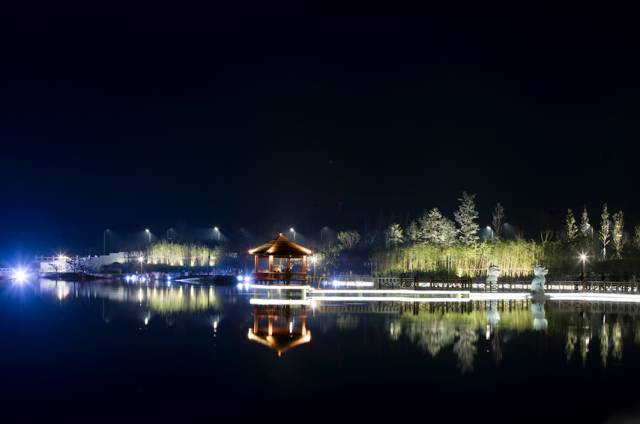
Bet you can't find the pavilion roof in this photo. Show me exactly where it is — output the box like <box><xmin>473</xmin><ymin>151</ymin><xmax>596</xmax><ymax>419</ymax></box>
<box><xmin>248</xmin><ymin>233</ymin><xmax>313</xmax><ymax>257</ymax></box>
<box><xmin>247</xmin><ymin>330</ymin><xmax>312</xmax><ymax>357</ymax></box>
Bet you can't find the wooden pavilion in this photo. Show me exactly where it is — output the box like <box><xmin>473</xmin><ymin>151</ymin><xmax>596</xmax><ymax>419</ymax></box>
<box><xmin>248</xmin><ymin>233</ymin><xmax>313</xmax><ymax>284</ymax></box>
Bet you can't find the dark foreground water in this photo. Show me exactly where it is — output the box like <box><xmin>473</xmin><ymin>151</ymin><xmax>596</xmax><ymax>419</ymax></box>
<box><xmin>1</xmin><ymin>279</ymin><xmax>640</xmax><ymax>422</ymax></box>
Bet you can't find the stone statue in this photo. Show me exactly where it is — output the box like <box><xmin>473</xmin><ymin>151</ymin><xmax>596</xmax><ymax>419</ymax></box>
<box><xmin>486</xmin><ymin>265</ymin><xmax>501</xmax><ymax>292</ymax></box>
<box><xmin>530</xmin><ymin>265</ymin><xmax>548</xmax><ymax>292</ymax></box>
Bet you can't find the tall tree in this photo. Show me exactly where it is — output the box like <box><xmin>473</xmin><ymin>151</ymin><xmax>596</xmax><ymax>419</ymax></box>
<box><xmin>612</xmin><ymin>211</ymin><xmax>624</xmax><ymax>259</ymax></box>
<box><xmin>491</xmin><ymin>203</ymin><xmax>505</xmax><ymax>239</ymax></box>
<box><xmin>417</xmin><ymin>208</ymin><xmax>457</xmax><ymax>246</ymax></box>
<box><xmin>634</xmin><ymin>225</ymin><xmax>640</xmax><ymax>251</ymax></box>
<box><xmin>565</xmin><ymin>209</ymin><xmax>578</xmax><ymax>243</ymax></box>
<box><xmin>454</xmin><ymin>192</ymin><xmax>480</xmax><ymax>245</ymax></box>
<box><xmin>580</xmin><ymin>206</ymin><xmax>592</xmax><ymax>239</ymax></box>
<box><xmin>599</xmin><ymin>203</ymin><xmax>610</xmax><ymax>259</ymax></box>
<box><xmin>406</xmin><ymin>220</ymin><xmax>419</xmax><ymax>244</ymax></box>
<box><xmin>385</xmin><ymin>223</ymin><xmax>404</xmax><ymax>248</ymax></box>
<box><xmin>337</xmin><ymin>231</ymin><xmax>361</xmax><ymax>250</ymax></box>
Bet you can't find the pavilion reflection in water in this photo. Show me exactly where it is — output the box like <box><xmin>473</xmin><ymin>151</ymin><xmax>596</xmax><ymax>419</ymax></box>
<box><xmin>247</xmin><ymin>305</ymin><xmax>311</xmax><ymax>356</ymax></box>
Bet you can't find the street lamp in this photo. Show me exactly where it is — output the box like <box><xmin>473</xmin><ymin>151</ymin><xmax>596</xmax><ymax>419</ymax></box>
<box><xmin>103</xmin><ymin>229</ymin><xmax>110</xmax><ymax>255</ymax></box>
<box><xmin>486</xmin><ymin>226</ymin><xmax>494</xmax><ymax>242</ymax></box>
<box><xmin>310</xmin><ymin>255</ymin><xmax>320</xmax><ymax>287</ymax></box>
<box><xmin>213</xmin><ymin>226</ymin><xmax>220</xmax><ymax>241</ymax></box>
<box><xmin>579</xmin><ymin>252</ymin><xmax>588</xmax><ymax>286</ymax></box>
<box><xmin>145</xmin><ymin>228</ymin><xmax>151</xmax><ymax>244</ymax></box>
<box><xmin>290</xmin><ymin>227</ymin><xmax>296</xmax><ymax>241</ymax></box>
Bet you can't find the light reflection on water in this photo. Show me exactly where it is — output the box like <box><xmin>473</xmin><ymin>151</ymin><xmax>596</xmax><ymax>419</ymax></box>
<box><xmin>33</xmin><ymin>279</ymin><xmax>640</xmax><ymax>373</ymax></box>
<box><xmin>4</xmin><ymin>278</ymin><xmax>640</xmax><ymax>421</ymax></box>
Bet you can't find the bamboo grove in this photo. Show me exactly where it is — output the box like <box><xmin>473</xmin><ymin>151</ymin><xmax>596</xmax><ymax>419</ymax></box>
<box><xmin>147</xmin><ymin>241</ymin><xmax>221</xmax><ymax>267</ymax></box>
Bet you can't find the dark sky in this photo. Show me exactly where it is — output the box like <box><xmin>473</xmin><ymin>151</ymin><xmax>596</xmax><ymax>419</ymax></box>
<box><xmin>1</xmin><ymin>1</ymin><xmax>639</xmax><ymax>258</ymax></box>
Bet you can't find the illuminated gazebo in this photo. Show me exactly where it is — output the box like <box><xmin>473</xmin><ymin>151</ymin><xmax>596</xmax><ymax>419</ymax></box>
<box><xmin>247</xmin><ymin>305</ymin><xmax>311</xmax><ymax>357</ymax></box>
<box><xmin>248</xmin><ymin>233</ymin><xmax>313</xmax><ymax>284</ymax></box>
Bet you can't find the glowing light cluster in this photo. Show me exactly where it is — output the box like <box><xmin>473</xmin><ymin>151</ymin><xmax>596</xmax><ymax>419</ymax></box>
<box><xmin>11</xmin><ymin>267</ymin><xmax>29</xmax><ymax>284</ymax></box>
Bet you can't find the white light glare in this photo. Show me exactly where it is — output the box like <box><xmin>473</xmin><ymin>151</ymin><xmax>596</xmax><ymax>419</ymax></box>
<box><xmin>11</xmin><ymin>268</ymin><xmax>28</xmax><ymax>284</ymax></box>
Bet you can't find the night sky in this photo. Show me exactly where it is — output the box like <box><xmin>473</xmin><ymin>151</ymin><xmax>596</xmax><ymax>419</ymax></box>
<box><xmin>1</xmin><ymin>2</ymin><xmax>639</xmax><ymax>259</ymax></box>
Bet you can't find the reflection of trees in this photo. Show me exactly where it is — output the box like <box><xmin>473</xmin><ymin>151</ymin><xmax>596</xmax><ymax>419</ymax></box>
<box><xmin>415</xmin><ymin>320</ymin><xmax>456</xmax><ymax>357</ymax></box>
<box><xmin>454</xmin><ymin>327</ymin><xmax>478</xmax><ymax>373</ymax></box>
<box><xmin>600</xmin><ymin>320</ymin><xmax>609</xmax><ymax>367</ymax></box>
<box><xmin>336</xmin><ymin>314</ymin><xmax>359</xmax><ymax>331</ymax></box>
<box><xmin>611</xmin><ymin>321</ymin><xmax>623</xmax><ymax>361</ymax></box>
<box><xmin>566</xmin><ymin>326</ymin><xmax>577</xmax><ymax>362</ymax></box>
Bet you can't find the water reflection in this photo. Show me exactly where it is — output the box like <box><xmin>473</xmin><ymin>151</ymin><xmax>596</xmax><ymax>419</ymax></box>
<box><xmin>30</xmin><ymin>279</ymin><xmax>640</xmax><ymax>374</ymax></box>
<box><xmin>247</xmin><ymin>305</ymin><xmax>311</xmax><ymax>356</ymax></box>
<box><xmin>38</xmin><ymin>279</ymin><xmax>219</xmax><ymax>314</ymax></box>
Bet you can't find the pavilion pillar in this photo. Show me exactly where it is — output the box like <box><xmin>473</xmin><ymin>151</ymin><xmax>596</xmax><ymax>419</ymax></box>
<box><xmin>269</xmin><ymin>255</ymin><xmax>274</xmax><ymax>272</ymax></box>
<box><xmin>254</xmin><ymin>255</ymin><xmax>259</xmax><ymax>272</ymax></box>
<box><xmin>302</xmin><ymin>256</ymin><xmax>307</xmax><ymax>274</ymax></box>
<box><xmin>287</xmin><ymin>257</ymin><xmax>291</xmax><ymax>272</ymax></box>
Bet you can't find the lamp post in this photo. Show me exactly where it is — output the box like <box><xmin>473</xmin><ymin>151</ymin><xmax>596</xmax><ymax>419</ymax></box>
<box><xmin>103</xmin><ymin>229</ymin><xmax>110</xmax><ymax>256</ymax></box>
<box><xmin>290</xmin><ymin>227</ymin><xmax>296</xmax><ymax>241</ymax></box>
<box><xmin>579</xmin><ymin>253</ymin><xmax>588</xmax><ymax>288</ymax></box>
<box><xmin>214</xmin><ymin>226</ymin><xmax>220</xmax><ymax>241</ymax></box>
<box><xmin>145</xmin><ymin>228</ymin><xmax>151</xmax><ymax>245</ymax></box>
<box><xmin>486</xmin><ymin>226</ymin><xmax>494</xmax><ymax>242</ymax></box>
<box><xmin>311</xmin><ymin>255</ymin><xmax>319</xmax><ymax>288</ymax></box>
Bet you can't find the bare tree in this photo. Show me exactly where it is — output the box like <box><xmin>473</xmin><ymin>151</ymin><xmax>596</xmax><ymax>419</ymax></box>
<box><xmin>491</xmin><ymin>203</ymin><xmax>505</xmax><ymax>239</ymax></box>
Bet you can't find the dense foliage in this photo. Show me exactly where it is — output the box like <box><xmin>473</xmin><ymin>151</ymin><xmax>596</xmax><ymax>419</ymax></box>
<box><xmin>373</xmin><ymin>240</ymin><xmax>544</xmax><ymax>277</ymax></box>
<box><xmin>147</xmin><ymin>241</ymin><xmax>221</xmax><ymax>267</ymax></box>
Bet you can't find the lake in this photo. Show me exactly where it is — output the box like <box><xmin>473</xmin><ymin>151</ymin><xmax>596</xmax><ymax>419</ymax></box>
<box><xmin>1</xmin><ymin>278</ymin><xmax>639</xmax><ymax>422</ymax></box>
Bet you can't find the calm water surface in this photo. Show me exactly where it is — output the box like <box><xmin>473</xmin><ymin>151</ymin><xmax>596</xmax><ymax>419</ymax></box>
<box><xmin>1</xmin><ymin>279</ymin><xmax>640</xmax><ymax>422</ymax></box>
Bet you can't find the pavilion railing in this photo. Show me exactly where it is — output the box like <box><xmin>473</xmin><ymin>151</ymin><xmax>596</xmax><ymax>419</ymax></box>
<box><xmin>253</xmin><ymin>271</ymin><xmax>307</xmax><ymax>282</ymax></box>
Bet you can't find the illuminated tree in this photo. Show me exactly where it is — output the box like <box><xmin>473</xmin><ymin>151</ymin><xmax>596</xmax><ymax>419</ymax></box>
<box><xmin>565</xmin><ymin>209</ymin><xmax>578</xmax><ymax>243</ymax></box>
<box><xmin>612</xmin><ymin>211</ymin><xmax>624</xmax><ymax>259</ymax></box>
<box><xmin>454</xmin><ymin>192</ymin><xmax>480</xmax><ymax>245</ymax></box>
<box><xmin>634</xmin><ymin>225</ymin><xmax>640</xmax><ymax>251</ymax></box>
<box><xmin>406</xmin><ymin>220</ymin><xmax>419</xmax><ymax>244</ymax></box>
<box><xmin>417</xmin><ymin>208</ymin><xmax>456</xmax><ymax>246</ymax></box>
<box><xmin>580</xmin><ymin>206</ymin><xmax>593</xmax><ymax>239</ymax></box>
<box><xmin>491</xmin><ymin>202</ymin><xmax>505</xmax><ymax>239</ymax></box>
<box><xmin>337</xmin><ymin>231</ymin><xmax>361</xmax><ymax>250</ymax></box>
<box><xmin>599</xmin><ymin>203</ymin><xmax>610</xmax><ymax>259</ymax></box>
<box><xmin>385</xmin><ymin>223</ymin><xmax>404</xmax><ymax>247</ymax></box>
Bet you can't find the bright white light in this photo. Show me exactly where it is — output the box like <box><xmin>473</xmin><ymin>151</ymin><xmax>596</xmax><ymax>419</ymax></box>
<box><xmin>237</xmin><ymin>275</ymin><xmax>245</xmax><ymax>282</ymax></box>
<box><xmin>138</xmin><ymin>256</ymin><xmax>144</xmax><ymax>263</ymax></box>
<box><xmin>144</xmin><ymin>316</ymin><xmax>149</xmax><ymax>326</ymax></box>
<box><xmin>11</xmin><ymin>268</ymin><xmax>28</xmax><ymax>284</ymax></box>
<box><xmin>213</xmin><ymin>320</ymin><xmax>218</xmax><ymax>331</ymax></box>
<box><xmin>214</xmin><ymin>226</ymin><xmax>219</xmax><ymax>231</ymax></box>
<box><xmin>57</xmin><ymin>254</ymin><xmax>67</xmax><ymax>262</ymax></box>
<box><xmin>289</xmin><ymin>227</ymin><xmax>295</xmax><ymax>232</ymax></box>
<box><xmin>579</xmin><ymin>253</ymin><xmax>588</xmax><ymax>263</ymax></box>
<box><xmin>331</xmin><ymin>280</ymin><xmax>375</xmax><ymax>288</ymax></box>
<box><xmin>145</xmin><ymin>229</ymin><xmax>150</xmax><ymax>233</ymax></box>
